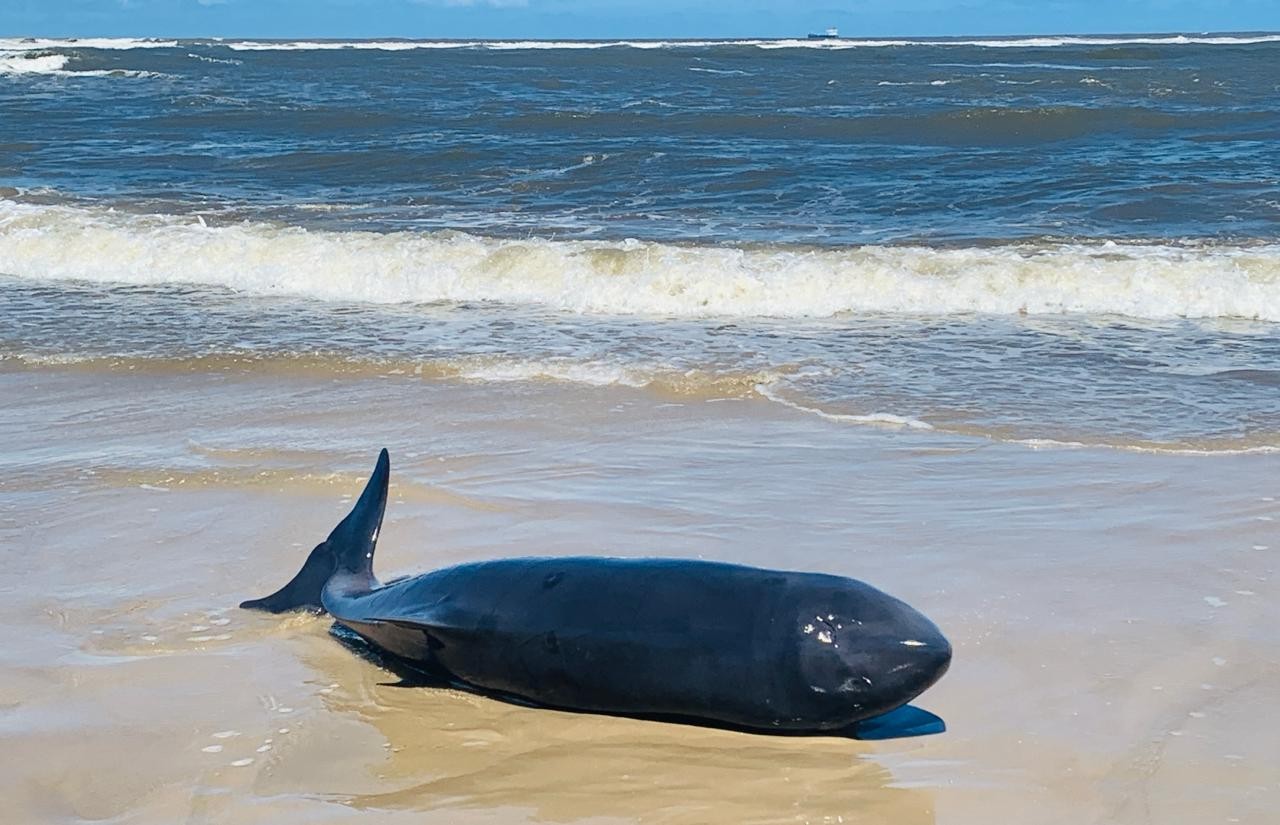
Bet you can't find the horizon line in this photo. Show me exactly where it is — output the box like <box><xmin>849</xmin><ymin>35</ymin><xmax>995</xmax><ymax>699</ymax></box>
<box><xmin>5</xmin><ymin>29</ymin><xmax>1280</xmax><ymax>41</ymax></box>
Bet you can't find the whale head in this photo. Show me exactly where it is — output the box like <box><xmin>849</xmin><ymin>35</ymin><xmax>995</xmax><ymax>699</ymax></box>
<box><xmin>793</xmin><ymin>579</ymin><xmax>951</xmax><ymax>725</ymax></box>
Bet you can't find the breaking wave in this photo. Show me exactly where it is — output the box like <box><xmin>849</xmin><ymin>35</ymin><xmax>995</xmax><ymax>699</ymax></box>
<box><xmin>0</xmin><ymin>53</ymin><xmax>70</xmax><ymax>74</ymax></box>
<box><xmin>0</xmin><ymin>38</ymin><xmax>180</xmax><ymax>51</ymax></box>
<box><xmin>2</xmin><ymin>200</ymin><xmax>1278</xmax><ymax>321</ymax></box>
<box><xmin>1</xmin><ymin>35</ymin><xmax>1278</xmax><ymax>54</ymax></box>
<box><xmin>208</xmin><ymin>34</ymin><xmax>1280</xmax><ymax>51</ymax></box>
<box><xmin>0</xmin><ymin>50</ymin><xmax>168</xmax><ymax>78</ymax></box>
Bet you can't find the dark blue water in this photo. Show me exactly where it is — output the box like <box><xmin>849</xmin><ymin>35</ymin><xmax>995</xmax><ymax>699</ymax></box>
<box><xmin>3</xmin><ymin>36</ymin><xmax>1279</xmax><ymax>243</ymax></box>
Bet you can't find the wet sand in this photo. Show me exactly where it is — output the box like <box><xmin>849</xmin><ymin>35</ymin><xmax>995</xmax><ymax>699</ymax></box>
<box><xmin>2</xmin><ymin>364</ymin><xmax>1277</xmax><ymax>824</ymax></box>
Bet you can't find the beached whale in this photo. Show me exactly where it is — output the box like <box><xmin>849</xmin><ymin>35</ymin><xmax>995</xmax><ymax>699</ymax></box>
<box><xmin>242</xmin><ymin>449</ymin><xmax>951</xmax><ymax>733</ymax></box>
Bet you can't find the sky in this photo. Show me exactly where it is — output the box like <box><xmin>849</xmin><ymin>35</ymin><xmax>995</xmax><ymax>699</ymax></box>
<box><xmin>5</xmin><ymin>0</ymin><xmax>1279</xmax><ymax>40</ymax></box>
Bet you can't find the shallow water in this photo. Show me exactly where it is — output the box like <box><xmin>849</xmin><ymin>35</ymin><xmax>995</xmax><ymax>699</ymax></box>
<box><xmin>5</xmin><ymin>271</ymin><xmax>1280</xmax><ymax>452</ymax></box>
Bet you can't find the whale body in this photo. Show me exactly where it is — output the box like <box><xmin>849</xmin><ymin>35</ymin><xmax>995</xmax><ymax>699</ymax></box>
<box><xmin>242</xmin><ymin>449</ymin><xmax>951</xmax><ymax>732</ymax></box>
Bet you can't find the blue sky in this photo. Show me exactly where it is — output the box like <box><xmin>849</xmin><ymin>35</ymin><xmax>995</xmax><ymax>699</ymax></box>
<box><xmin>7</xmin><ymin>0</ymin><xmax>1279</xmax><ymax>39</ymax></box>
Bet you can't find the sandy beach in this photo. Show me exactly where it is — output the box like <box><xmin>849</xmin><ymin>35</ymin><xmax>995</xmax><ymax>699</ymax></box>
<box><xmin>3</xmin><ymin>362</ymin><xmax>1276</xmax><ymax>824</ymax></box>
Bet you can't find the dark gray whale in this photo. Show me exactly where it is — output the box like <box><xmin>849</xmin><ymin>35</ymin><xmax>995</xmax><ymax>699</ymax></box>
<box><xmin>242</xmin><ymin>449</ymin><xmax>951</xmax><ymax>733</ymax></box>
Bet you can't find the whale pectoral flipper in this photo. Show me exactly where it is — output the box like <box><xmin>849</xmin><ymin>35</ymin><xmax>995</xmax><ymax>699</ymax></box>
<box><xmin>241</xmin><ymin>449</ymin><xmax>390</xmax><ymax>613</ymax></box>
<box><xmin>341</xmin><ymin>615</ymin><xmax>448</xmax><ymax>665</ymax></box>
<box><xmin>852</xmin><ymin>705</ymin><xmax>946</xmax><ymax>740</ymax></box>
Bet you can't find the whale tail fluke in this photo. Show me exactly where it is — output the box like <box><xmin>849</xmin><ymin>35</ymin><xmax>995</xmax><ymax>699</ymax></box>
<box><xmin>240</xmin><ymin>448</ymin><xmax>390</xmax><ymax>613</ymax></box>
<box><xmin>325</xmin><ymin>448</ymin><xmax>390</xmax><ymax>579</ymax></box>
<box><xmin>239</xmin><ymin>540</ymin><xmax>337</xmax><ymax>613</ymax></box>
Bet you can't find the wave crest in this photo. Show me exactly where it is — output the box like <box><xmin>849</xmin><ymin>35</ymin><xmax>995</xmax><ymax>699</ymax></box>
<box><xmin>2</xmin><ymin>35</ymin><xmax>1278</xmax><ymax>54</ymax></box>
<box><xmin>0</xmin><ymin>53</ymin><xmax>69</xmax><ymax>74</ymax></box>
<box><xmin>1</xmin><ymin>200</ymin><xmax>1278</xmax><ymax>321</ymax></box>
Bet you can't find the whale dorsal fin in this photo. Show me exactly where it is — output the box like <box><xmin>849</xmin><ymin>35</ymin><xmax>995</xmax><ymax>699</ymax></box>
<box><xmin>241</xmin><ymin>449</ymin><xmax>389</xmax><ymax>613</ymax></box>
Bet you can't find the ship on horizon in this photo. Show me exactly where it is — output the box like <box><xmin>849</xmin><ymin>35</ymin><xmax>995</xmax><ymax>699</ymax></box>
<box><xmin>807</xmin><ymin>27</ymin><xmax>841</xmax><ymax>40</ymax></box>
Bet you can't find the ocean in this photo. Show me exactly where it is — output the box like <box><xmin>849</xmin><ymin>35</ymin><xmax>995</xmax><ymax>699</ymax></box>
<box><xmin>1</xmin><ymin>35</ymin><xmax>1278</xmax><ymax>825</ymax></box>
<box><xmin>3</xmin><ymin>34</ymin><xmax>1280</xmax><ymax>451</ymax></box>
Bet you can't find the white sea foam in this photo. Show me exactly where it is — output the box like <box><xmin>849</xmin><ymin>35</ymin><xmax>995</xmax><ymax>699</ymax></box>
<box><xmin>755</xmin><ymin>383</ymin><xmax>934</xmax><ymax>430</ymax></box>
<box><xmin>169</xmin><ymin>35</ymin><xmax>1280</xmax><ymax>52</ymax></box>
<box><xmin>688</xmin><ymin>67</ymin><xmax>754</xmax><ymax>76</ymax></box>
<box><xmin>187</xmin><ymin>52</ymin><xmax>242</xmax><ymax>66</ymax></box>
<box><xmin>943</xmin><ymin>34</ymin><xmax>1280</xmax><ymax>48</ymax></box>
<box><xmin>1</xmin><ymin>35</ymin><xmax>1278</xmax><ymax>55</ymax></box>
<box><xmin>222</xmin><ymin>39</ymin><xmax>443</xmax><ymax>52</ymax></box>
<box><xmin>1006</xmin><ymin>438</ymin><xmax>1280</xmax><ymax>456</ymax></box>
<box><xmin>0</xmin><ymin>38</ymin><xmax>180</xmax><ymax>52</ymax></box>
<box><xmin>935</xmin><ymin>62</ymin><xmax>1153</xmax><ymax>71</ymax></box>
<box><xmin>455</xmin><ymin>358</ymin><xmax>647</xmax><ymax>387</ymax></box>
<box><xmin>0</xmin><ymin>54</ymin><xmax>70</xmax><ymax>74</ymax></box>
<box><xmin>876</xmin><ymin>79</ymin><xmax>954</xmax><ymax>86</ymax></box>
<box><xmin>755</xmin><ymin>383</ymin><xmax>1280</xmax><ymax>454</ymax></box>
<box><xmin>2</xmin><ymin>200</ymin><xmax>1279</xmax><ymax>321</ymax></box>
<box><xmin>0</xmin><ymin>37</ymin><xmax>174</xmax><ymax>78</ymax></box>
<box><xmin>0</xmin><ymin>51</ymin><xmax>168</xmax><ymax>78</ymax></box>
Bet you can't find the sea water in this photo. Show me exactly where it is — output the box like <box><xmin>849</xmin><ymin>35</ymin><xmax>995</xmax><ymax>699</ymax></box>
<box><xmin>2</xmin><ymin>35</ymin><xmax>1279</xmax><ymax>452</ymax></box>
